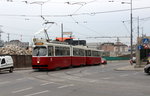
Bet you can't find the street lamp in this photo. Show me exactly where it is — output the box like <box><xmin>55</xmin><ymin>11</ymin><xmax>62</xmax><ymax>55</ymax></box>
<box><xmin>122</xmin><ymin>0</ymin><xmax>133</xmax><ymax>60</ymax></box>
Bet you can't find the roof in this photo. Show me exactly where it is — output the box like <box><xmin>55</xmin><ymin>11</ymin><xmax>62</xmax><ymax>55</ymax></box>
<box><xmin>56</xmin><ymin>37</ymin><xmax>75</xmax><ymax>42</ymax></box>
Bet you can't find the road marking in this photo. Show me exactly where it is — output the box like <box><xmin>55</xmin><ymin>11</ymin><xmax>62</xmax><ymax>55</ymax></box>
<box><xmin>112</xmin><ymin>64</ymin><xmax>120</xmax><ymax>67</ymax></box>
<box><xmin>24</xmin><ymin>90</ymin><xmax>49</xmax><ymax>96</ymax></box>
<box><xmin>40</xmin><ymin>82</ymin><xmax>55</xmax><ymax>86</ymax></box>
<box><xmin>120</xmin><ymin>74</ymin><xmax>129</xmax><ymax>77</ymax></box>
<box><xmin>58</xmin><ymin>84</ymin><xmax>74</xmax><ymax>89</ymax></box>
<box><xmin>16</xmin><ymin>78</ymin><xmax>26</xmax><ymax>81</ymax></box>
<box><xmin>101</xmin><ymin>65</ymin><xmax>105</xmax><ymax>68</ymax></box>
<box><xmin>0</xmin><ymin>81</ymin><xmax>10</xmax><ymax>85</ymax></box>
<box><xmin>12</xmin><ymin>87</ymin><xmax>33</xmax><ymax>93</ymax></box>
<box><xmin>133</xmin><ymin>72</ymin><xmax>139</xmax><ymax>75</ymax></box>
<box><xmin>102</xmin><ymin>77</ymin><xmax>111</xmax><ymax>80</ymax></box>
<box><xmin>27</xmin><ymin>77</ymin><xmax>35</xmax><ymax>80</ymax></box>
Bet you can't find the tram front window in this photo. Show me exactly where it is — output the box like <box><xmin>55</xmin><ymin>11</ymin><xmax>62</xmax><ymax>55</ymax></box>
<box><xmin>33</xmin><ymin>46</ymin><xmax>47</xmax><ymax>56</ymax></box>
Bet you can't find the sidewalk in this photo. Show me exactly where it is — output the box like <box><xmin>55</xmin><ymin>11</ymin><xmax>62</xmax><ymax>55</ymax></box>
<box><xmin>115</xmin><ymin>65</ymin><xmax>144</xmax><ymax>71</ymax></box>
<box><xmin>14</xmin><ymin>67</ymin><xmax>32</xmax><ymax>71</ymax></box>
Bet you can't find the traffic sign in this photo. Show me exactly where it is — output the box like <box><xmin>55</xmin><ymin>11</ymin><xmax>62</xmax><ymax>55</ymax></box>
<box><xmin>143</xmin><ymin>44</ymin><xmax>149</xmax><ymax>49</ymax></box>
<box><xmin>137</xmin><ymin>45</ymin><xmax>143</xmax><ymax>50</ymax></box>
<box><xmin>142</xmin><ymin>38</ymin><xmax>149</xmax><ymax>44</ymax></box>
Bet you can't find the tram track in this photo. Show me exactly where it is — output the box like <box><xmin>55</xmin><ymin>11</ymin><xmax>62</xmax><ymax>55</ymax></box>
<box><xmin>24</xmin><ymin>64</ymin><xmax>106</xmax><ymax>84</ymax></box>
<box><xmin>27</xmin><ymin>66</ymin><xmax>93</xmax><ymax>82</ymax></box>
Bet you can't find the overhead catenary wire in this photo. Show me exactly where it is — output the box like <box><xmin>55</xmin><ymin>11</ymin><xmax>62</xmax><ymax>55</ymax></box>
<box><xmin>122</xmin><ymin>21</ymin><xmax>138</xmax><ymax>43</ymax></box>
<box><xmin>70</xmin><ymin>16</ymin><xmax>101</xmax><ymax>36</ymax></box>
<box><xmin>0</xmin><ymin>6</ymin><xmax>150</xmax><ymax>17</ymax></box>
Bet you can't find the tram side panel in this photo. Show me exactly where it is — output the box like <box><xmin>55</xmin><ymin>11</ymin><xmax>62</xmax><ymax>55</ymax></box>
<box><xmin>86</xmin><ymin>57</ymin><xmax>94</xmax><ymax>65</ymax></box>
<box><xmin>86</xmin><ymin>50</ymin><xmax>101</xmax><ymax>65</ymax></box>
<box><xmin>71</xmin><ymin>56</ymin><xmax>86</xmax><ymax>66</ymax></box>
<box><xmin>92</xmin><ymin>57</ymin><xmax>101</xmax><ymax>65</ymax></box>
<box><xmin>86</xmin><ymin>57</ymin><xmax>101</xmax><ymax>65</ymax></box>
<box><xmin>72</xmin><ymin>48</ymin><xmax>86</xmax><ymax>66</ymax></box>
<box><xmin>51</xmin><ymin>56</ymin><xmax>71</xmax><ymax>68</ymax></box>
<box><xmin>54</xmin><ymin>46</ymin><xmax>72</xmax><ymax>68</ymax></box>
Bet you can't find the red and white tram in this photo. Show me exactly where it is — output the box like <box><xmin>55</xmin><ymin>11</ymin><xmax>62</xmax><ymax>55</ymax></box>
<box><xmin>32</xmin><ymin>39</ymin><xmax>102</xmax><ymax>70</ymax></box>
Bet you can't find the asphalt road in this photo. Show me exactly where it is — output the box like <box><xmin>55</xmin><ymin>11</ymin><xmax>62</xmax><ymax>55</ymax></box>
<box><xmin>0</xmin><ymin>61</ymin><xmax>150</xmax><ymax>96</ymax></box>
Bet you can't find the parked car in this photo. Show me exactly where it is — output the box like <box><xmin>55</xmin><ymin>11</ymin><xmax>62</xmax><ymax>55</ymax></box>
<box><xmin>101</xmin><ymin>58</ymin><xmax>107</xmax><ymax>64</ymax></box>
<box><xmin>144</xmin><ymin>64</ymin><xmax>150</xmax><ymax>74</ymax></box>
<box><xmin>0</xmin><ymin>56</ymin><xmax>14</xmax><ymax>73</ymax></box>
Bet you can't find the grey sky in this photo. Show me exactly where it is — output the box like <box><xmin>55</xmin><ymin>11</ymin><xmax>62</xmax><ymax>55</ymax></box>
<box><xmin>0</xmin><ymin>0</ymin><xmax>150</xmax><ymax>45</ymax></box>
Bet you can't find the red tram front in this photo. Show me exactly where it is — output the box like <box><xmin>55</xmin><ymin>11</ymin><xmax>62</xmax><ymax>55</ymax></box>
<box><xmin>32</xmin><ymin>40</ymin><xmax>72</xmax><ymax>70</ymax></box>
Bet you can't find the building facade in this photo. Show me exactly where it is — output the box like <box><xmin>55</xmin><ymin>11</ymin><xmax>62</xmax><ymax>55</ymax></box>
<box><xmin>99</xmin><ymin>42</ymin><xmax>129</xmax><ymax>56</ymax></box>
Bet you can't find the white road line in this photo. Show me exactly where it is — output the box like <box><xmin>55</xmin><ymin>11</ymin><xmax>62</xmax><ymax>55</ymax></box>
<box><xmin>58</xmin><ymin>84</ymin><xmax>74</xmax><ymax>89</ymax></box>
<box><xmin>102</xmin><ymin>77</ymin><xmax>111</xmax><ymax>80</ymax></box>
<box><xmin>120</xmin><ymin>74</ymin><xmax>129</xmax><ymax>77</ymax></box>
<box><xmin>12</xmin><ymin>87</ymin><xmax>33</xmax><ymax>93</ymax></box>
<box><xmin>27</xmin><ymin>77</ymin><xmax>35</xmax><ymax>80</ymax></box>
<box><xmin>24</xmin><ymin>90</ymin><xmax>49</xmax><ymax>96</ymax></box>
<box><xmin>16</xmin><ymin>78</ymin><xmax>26</xmax><ymax>81</ymax></box>
<box><xmin>40</xmin><ymin>82</ymin><xmax>55</xmax><ymax>86</ymax></box>
<box><xmin>0</xmin><ymin>81</ymin><xmax>10</xmax><ymax>85</ymax></box>
<box><xmin>133</xmin><ymin>72</ymin><xmax>139</xmax><ymax>75</ymax></box>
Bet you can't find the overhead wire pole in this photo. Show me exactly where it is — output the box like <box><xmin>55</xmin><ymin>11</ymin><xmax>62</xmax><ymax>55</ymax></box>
<box><xmin>137</xmin><ymin>16</ymin><xmax>140</xmax><ymax>43</ymax></box>
<box><xmin>130</xmin><ymin>0</ymin><xmax>133</xmax><ymax>60</ymax></box>
<box><xmin>7</xmin><ymin>33</ymin><xmax>10</xmax><ymax>42</ymax></box>
<box><xmin>136</xmin><ymin>16</ymin><xmax>141</xmax><ymax>67</ymax></box>
<box><xmin>61</xmin><ymin>23</ymin><xmax>63</xmax><ymax>42</ymax></box>
<box><xmin>130</xmin><ymin>0</ymin><xmax>133</xmax><ymax>59</ymax></box>
<box><xmin>121</xmin><ymin>0</ymin><xmax>133</xmax><ymax>60</ymax></box>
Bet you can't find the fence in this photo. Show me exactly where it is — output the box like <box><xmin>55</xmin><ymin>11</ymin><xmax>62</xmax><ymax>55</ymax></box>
<box><xmin>102</xmin><ymin>56</ymin><xmax>130</xmax><ymax>61</ymax></box>
<box><xmin>11</xmin><ymin>55</ymin><xmax>32</xmax><ymax>68</ymax></box>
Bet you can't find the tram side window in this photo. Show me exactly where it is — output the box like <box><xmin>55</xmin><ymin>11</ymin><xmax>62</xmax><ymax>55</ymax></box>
<box><xmin>73</xmin><ymin>48</ymin><xmax>79</xmax><ymax>56</ymax></box>
<box><xmin>86</xmin><ymin>50</ymin><xmax>91</xmax><ymax>56</ymax></box>
<box><xmin>79</xmin><ymin>49</ymin><xmax>85</xmax><ymax>56</ymax></box>
<box><xmin>65</xmin><ymin>47</ymin><xmax>70</xmax><ymax>56</ymax></box>
<box><xmin>48</xmin><ymin>46</ymin><xmax>54</xmax><ymax>56</ymax></box>
<box><xmin>99</xmin><ymin>51</ymin><xmax>102</xmax><ymax>56</ymax></box>
<box><xmin>55</xmin><ymin>46</ymin><xmax>70</xmax><ymax>56</ymax></box>
<box><xmin>92</xmin><ymin>51</ymin><xmax>99</xmax><ymax>57</ymax></box>
<box><xmin>73</xmin><ymin>48</ymin><xmax>85</xmax><ymax>56</ymax></box>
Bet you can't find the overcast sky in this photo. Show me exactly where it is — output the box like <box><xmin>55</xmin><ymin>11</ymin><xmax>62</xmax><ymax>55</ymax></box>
<box><xmin>0</xmin><ymin>0</ymin><xmax>150</xmax><ymax>45</ymax></box>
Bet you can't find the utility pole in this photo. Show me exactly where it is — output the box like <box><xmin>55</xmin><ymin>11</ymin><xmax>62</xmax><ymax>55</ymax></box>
<box><xmin>136</xmin><ymin>16</ymin><xmax>141</xmax><ymax>67</ymax></box>
<box><xmin>0</xmin><ymin>32</ymin><xmax>2</xmax><ymax>41</ymax></box>
<box><xmin>7</xmin><ymin>33</ymin><xmax>10</xmax><ymax>42</ymax></box>
<box><xmin>0</xmin><ymin>28</ymin><xmax>3</xmax><ymax>41</ymax></box>
<box><xmin>137</xmin><ymin>16</ymin><xmax>140</xmax><ymax>43</ymax></box>
<box><xmin>117</xmin><ymin>37</ymin><xmax>120</xmax><ymax>56</ymax></box>
<box><xmin>121</xmin><ymin>0</ymin><xmax>133</xmax><ymax>60</ymax></box>
<box><xmin>20</xmin><ymin>35</ymin><xmax>22</xmax><ymax>41</ymax></box>
<box><xmin>61</xmin><ymin>23</ymin><xmax>63</xmax><ymax>42</ymax></box>
<box><xmin>130</xmin><ymin>0</ymin><xmax>133</xmax><ymax>60</ymax></box>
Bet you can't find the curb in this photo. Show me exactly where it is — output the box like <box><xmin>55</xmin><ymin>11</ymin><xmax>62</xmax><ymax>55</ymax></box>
<box><xmin>114</xmin><ymin>65</ymin><xmax>143</xmax><ymax>71</ymax></box>
<box><xmin>14</xmin><ymin>67</ymin><xmax>32</xmax><ymax>71</ymax></box>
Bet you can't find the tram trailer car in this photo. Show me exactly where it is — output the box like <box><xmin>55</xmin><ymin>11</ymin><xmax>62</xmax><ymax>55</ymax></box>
<box><xmin>71</xmin><ymin>46</ymin><xmax>86</xmax><ymax>66</ymax></box>
<box><xmin>86</xmin><ymin>49</ymin><xmax>101</xmax><ymax>65</ymax></box>
<box><xmin>32</xmin><ymin>39</ymin><xmax>102</xmax><ymax>70</ymax></box>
